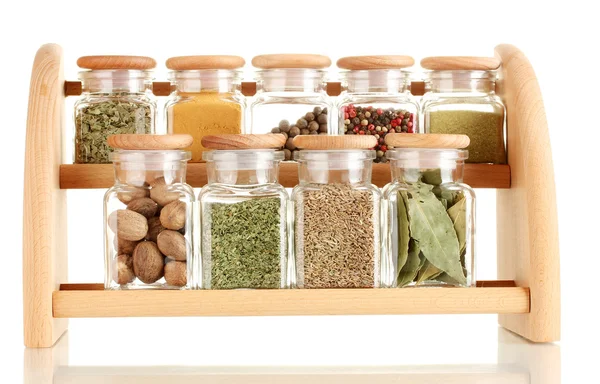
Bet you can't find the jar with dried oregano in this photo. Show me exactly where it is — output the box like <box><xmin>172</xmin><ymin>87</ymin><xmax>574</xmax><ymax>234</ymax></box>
<box><xmin>199</xmin><ymin>136</ymin><xmax>288</xmax><ymax>289</ymax></box>
<box><xmin>291</xmin><ymin>135</ymin><xmax>382</xmax><ymax>289</ymax></box>
<box><xmin>421</xmin><ymin>56</ymin><xmax>506</xmax><ymax>164</ymax></box>
<box><xmin>382</xmin><ymin>136</ymin><xmax>476</xmax><ymax>287</ymax></box>
<box><xmin>165</xmin><ymin>56</ymin><xmax>246</xmax><ymax>162</ymax></box>
<box><xmin>74</xmin><ymin>56</ymin><xmax>157</xmax><ymax>164</ymax></box>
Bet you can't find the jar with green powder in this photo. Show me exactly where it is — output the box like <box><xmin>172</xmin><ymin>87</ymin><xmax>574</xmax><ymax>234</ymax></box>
<box><xmin>199</xmin><ymin>134</ymin><xmax>288</xmax><ymax>289</ymax></box>
<box><xmin>420</xmin><ymin>56</ymin><xmax>506</xmax><ymax>164</ymax></box>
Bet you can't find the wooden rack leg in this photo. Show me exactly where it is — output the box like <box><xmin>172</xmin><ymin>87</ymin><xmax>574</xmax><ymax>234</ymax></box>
<box><xmin>495</xmin><ymin>44</ymin><xmax>560</xmax><ymax>342</ymax></box>
<box><xmin>23</xmin><ymin>44</ymin><xmax>68</xmax><ymax>348</ymax></box>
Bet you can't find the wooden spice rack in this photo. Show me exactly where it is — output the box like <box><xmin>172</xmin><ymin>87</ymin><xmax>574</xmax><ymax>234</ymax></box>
<box><xmin>23</xmin><ymin>44</ymin><xmax>560</xmax><ymax>348</ymax></box>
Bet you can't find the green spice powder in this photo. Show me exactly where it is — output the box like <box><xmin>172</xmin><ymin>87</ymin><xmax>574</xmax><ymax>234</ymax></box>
<box><xmin>207</xmin><ymin>198</ymin><xmax>283</xmax><ymax>289</ymax></box>
<box><xmin>75</xmin><ymin>98</ymin><xmax>153</xmax><ymax>164</ymax></box>
<box><xmin>428</xmin><ymin>110</ymin><xmax>505</xmax><ymax>163</ymax></box>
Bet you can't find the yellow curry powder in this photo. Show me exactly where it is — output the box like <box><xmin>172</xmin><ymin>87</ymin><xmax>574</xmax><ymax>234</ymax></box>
<box><xmin>168</xmin><ymin>92</ymin><xmax>242</xmax><ymax>162</ymax></box>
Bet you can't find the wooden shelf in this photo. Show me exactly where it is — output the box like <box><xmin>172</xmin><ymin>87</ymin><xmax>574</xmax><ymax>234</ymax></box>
<box><xmin>60</xmin><ymin>163</ymin><xmax>510</xmax><ymax>189</ymax></box>
<box><xmin>52</xmin><ymin>281</ymin><xmax>529</xmax><ymax>318</ymax></box>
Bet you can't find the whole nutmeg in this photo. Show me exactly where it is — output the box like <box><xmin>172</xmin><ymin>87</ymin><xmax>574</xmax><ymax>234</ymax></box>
<box><xmin>146</xmin><ymin>216</ymin><xmax>166</xmax><ymax>242</ymax></box>
<box><xmin>157</xmin><ymin>230</ymin><xmax>188</xmax><ymax>261</ymax></box>
<box><xmin>108</xmin><ymin>210</ymin><xmax>148</xmax><ymax>241</ymax></box>
<box><xmin>114</xmin><ymin>237</ymin><xmax>138</xmax><ymax>255</ymax></box>
<box><xmin>164</xmin><ymin>261</ymin><xmax>187</xmax><ymax>287</ymax></box>
<box><xmin>160</xmin><ymin>200</ymin><xmax>187</xmax><ymax>230</ymax></box>
<box><xmin>117</xmin><ymin>187</ymin><xmax>149</xmax><ymax>205</ymax></box>
<box><xmin>150</xmin><ymin>177</ymin><xmax>181</xmax><ymax>206</ymax></box>
<box><xmin>132</xmin><ymin>241</ymin><xmax>165</xmax><ymax>284</ymax></box>
<box><xmin>113</xmin><ymin>254</ymin><xmax>135</xmax><ymax>285</ymax></box>
<box><xmin>127</xmin><ymin>197</ymin><xmax>158</xmax><ymax>219</ymax></box>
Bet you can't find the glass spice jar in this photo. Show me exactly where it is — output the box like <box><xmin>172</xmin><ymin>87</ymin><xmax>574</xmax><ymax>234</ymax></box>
<box><xmin>420</xmin><ymin>56</ymin><xmax>506</xmax><ymax>164</ymax></box>
<box><xmin>382</xmin><ymin>134</ymin><xmax>476</xmax><ymax>287</ymax></box>
<box><xmin>199</xmin><ymin>134</ymin><xmax>288</xmax><ymax>289</ymax></box>
<box><xmin>336</xmin><ymin>55</ymin><xmax>420</xmax><ymax>163</ymax></box>
<box><xmin>291</xmin><ymin>136</ymin><xmax>382</xmax><ymax>288</ymax></box>
<box><xmin>104</xmin><ymin>135</ymin><xmax>195</xmax><ymax>289</ymax></box>
<box><xmin>74</xmin><ymin>55</ymin><xmax>157</xmax><ymax>164</ymax></box>
<box><xmin>165</xmin><ymin>56</ymin><xmax>246</xmax><ymax>163</ymax></box>
<box><xmin>249</xmin><ymin>54</ymin><xmax>334</xmax><ymax>161</ymax></box>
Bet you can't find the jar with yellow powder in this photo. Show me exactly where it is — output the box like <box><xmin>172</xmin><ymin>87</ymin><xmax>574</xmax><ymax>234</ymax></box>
<box><xmin>165</xmin><ymin>56</ymin><xmax>245</xmax><ymax>162</ymax></box>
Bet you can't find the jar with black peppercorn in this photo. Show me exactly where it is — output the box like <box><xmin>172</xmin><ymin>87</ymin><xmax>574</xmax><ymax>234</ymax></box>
<box><xmin>249</xmin><ymin>54</ymin><xmax>334</xmax><ymax>161</ymax></box>
<box><xmin>336</xmin><ymin>56</ymin><xmax>419</xmax><ymax>163</ymax></box>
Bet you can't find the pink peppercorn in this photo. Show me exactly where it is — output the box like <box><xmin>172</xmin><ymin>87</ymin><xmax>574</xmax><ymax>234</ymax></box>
<box><xmin>391</xmin><ymin>120</ymin><xmax>398</xmax><ymax>128</ymax></box>
<box><xmin>368</xmin><ymin>124</ymin><xmax>375</xmax><ymax>131</ymax></box>
<box><xmin>349</xmin><ymin>109</ymin><xmax>357</xmax><ymax>118</ymax></box>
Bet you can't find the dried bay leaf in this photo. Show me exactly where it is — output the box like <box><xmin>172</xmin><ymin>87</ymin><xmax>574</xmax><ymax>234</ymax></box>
<box><xmin>447</xmin><ymin>195</ymin><xmax>467</xmax><ymax>254</ymax></box>
<box><xmin>416</xmin><ymin>259</ymin><xmax>442</xmax><ymax>284</ymax></box>
<box><xmin>396</xmin><ymin>191</ymin><xmax>410</xmax><ymax>272</ymax></box>
<box><xmin>397</xmin><ymin>239</ymin><xmax>421</xmax><ymax>287</ymax></box>
<box><xmin>434</xmin><ymin>272</ymin><xmax>460</xmax><ymax>286</ymax></box>
<box><xmin>407</xmin><ymin>183</ymin><xmax>466</xmax><ymax>286</ymax></box>
<box><xmin>422</xmin><ymin>169</ymin><xmax>442</xmax><ymax>186</ymax></box>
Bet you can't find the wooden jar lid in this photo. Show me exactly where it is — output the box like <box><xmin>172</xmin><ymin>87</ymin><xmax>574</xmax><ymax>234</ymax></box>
<box><xmin>166</xmin><ymin>55</ymin><xmax>246</xmax><ymax>70</ymax></box>
<box><xmin>293</xmin><ymin>135</ymin><xmax>377</xmax><ymax>150</ymax></box>
<box><xmin>201</xmin><ymin>134</ymin><xmax>286</xmax><ymax>150</ymax></box>
<box><xmin>77</xmin><ymin>55</ymin><xmax>157</xmax><ymax>70</ymax></box>
<box><xmin>252</xmin><ymin>54</ymin><xmax>331</xmax><ymax>69</ymax></box>
<box><xmin>337</xmin><ymin>55</ymin><xmax>415</xmax><ymax>70</ymax></box>
<box><xmin>384</xmin><ymin>133</ymin><xmax>470</xmax><ymax>149</ymax></box>
<box><xmin>107</xmin><ymin>134</ymin><xmax>193</xmax><ymax>150</ymax></box>
<box><xmin>420</xmin><ymin>56</ymin><xmax>501</xmax><ymax>71</ymax></box>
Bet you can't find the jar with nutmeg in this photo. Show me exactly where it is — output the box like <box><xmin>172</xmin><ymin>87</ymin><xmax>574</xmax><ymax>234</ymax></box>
<box><xmin>104</xmin><ymin>134</ymin><xmax>196</xmax><ymax>289</ymax></box>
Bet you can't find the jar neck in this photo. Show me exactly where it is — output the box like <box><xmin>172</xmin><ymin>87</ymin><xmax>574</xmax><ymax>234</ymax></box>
<box><xmin>390</xmin><ymin>161</ymin><xmax>464</xmax><ymax>184</ymax></box>
<box><xmin>79</xmin><ymin>70</ymin><xmax>153</xmax><ymax>94</ymax></box>
<box><xmin>255</xmin><ymin>69</ymin><xmax>326</xmax><ymax>93</ymax></box>
<box><xmin>298</xmin><ymin>162</ymin><xmax>373</xmax><ymax>185</ymax></box>
<box><xmin>342</xmin><ymin>70</ymin><xmax>411</xmax><ymax>93</ymax></box>
<box><xmin>169</xmin><ymin>70</ymin><xmax>241</xmax><ymax>93</ymax></box>
<box><xmin>207</xmin><ymin>163</ymin><xmax>280</xmax><ymax>185</ymax></box>
<box><xmin>113</xmin><ymin>162</ymin><xmax>188</xmax><ymax>186</ymax></box>
<box><xmin>426</xmin><ymin>70</ymin><xmax>496</xmax><ymax>94</ymax></box>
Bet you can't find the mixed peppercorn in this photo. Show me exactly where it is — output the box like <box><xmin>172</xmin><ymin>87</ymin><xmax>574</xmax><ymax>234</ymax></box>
<box><xmin>342</xmin><ymin>105</ymin><xmax>415</xmax><ymax>163</ymax></box>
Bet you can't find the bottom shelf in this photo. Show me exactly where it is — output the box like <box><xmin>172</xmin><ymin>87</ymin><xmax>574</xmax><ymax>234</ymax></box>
<box><xmin>52</xmin><ymin>281</ymin><xmax>529</xmax><ymax>318</ymax></box>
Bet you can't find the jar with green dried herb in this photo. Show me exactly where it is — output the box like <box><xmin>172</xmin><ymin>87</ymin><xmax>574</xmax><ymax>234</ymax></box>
<box><xmin>421</xmin><ymin>57</ymin><xmax>506</xmax><ymax>164</ymax></box>
<box><xmin>291</xmin><ymin>136</ymin><xmax>382</xmax><ymax>289</ymax></box>
<box><xmin>199</xmin><ymin>142</ymin><xmax>288</xmax><ymax>289</ymax></box>
<box><xmin>383</xmin><ymin>145</ymin><xmax>476</xmax><ymax>287</ymax></box>
<box><xmin>74</xmin><ymin>55</ymin><xmax>157</xmax><ymax>164</ymax></box>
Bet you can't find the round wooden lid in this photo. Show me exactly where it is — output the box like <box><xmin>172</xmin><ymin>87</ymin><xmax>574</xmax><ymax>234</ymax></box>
<box><xmin>166</xmin><ymin>55</ymin><xmax>246</xmax><ymax>70</ymax></box>
<box><xmin>384</xmin><ymin>133</ymin><xmax>470</xmax><ymax>149</ymax></box>
<box><xmin>107</xmin><ymin>134</ymin><xmax>193</xmax><ymax>150</ymax></box>
<box><xmin>293</xmin><ymin>135</ymin><xmax>377</xmax><ymax>150</ymax></box>
<box><xmin>337</xmin><ymin>55</ymin><xmax>415</xmax><ymax>70</ymax></box>
<box><xmin>252</xmin><ymin>54</ymin><xmax>331</xmax><ymax>69</ymax></box>
<box><xmin>420</xmin><ymin>56</ymin><xmax>501</xmax><ymax>71</ymax></box>
<box><xmin>77</xmin><ymin>55</ymin><xmax>157</xmax><ymax>70</ymax></box>
<box><xmin>201</xmin><ymin>134</ymin><xmax>286</xmax><ymax>150</ymax></box>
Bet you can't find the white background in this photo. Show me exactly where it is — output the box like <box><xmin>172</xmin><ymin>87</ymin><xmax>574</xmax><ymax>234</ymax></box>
<box><xmin>1</xmin><ymin>0</ymin><xmax>599</xmax><ymax>382</ymax></box>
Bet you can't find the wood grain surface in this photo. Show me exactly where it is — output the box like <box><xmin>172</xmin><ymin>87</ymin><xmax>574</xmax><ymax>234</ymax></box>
<box><xmin>77</xmin><ymin>55</ymin><xmax>156</xmax><ymax>70</ymax></box>
<box><xmin>420</xmin><ymin>56</ymin><xmax>501</xmax><ymax>71</ymax></box>
<box><xmin>201</xmin><ymin>134</ymin><xmax>286</xmax><ymax>149</ymax></box>
<box><xmin>495</xmin><ymin>44</ymin><xmax>560</xmax><ymax>342</ymax></box>
<box><xmin>107</xmin><ymin>134</ymin><xmax>194</xmax><ymax>150</ymax></box>
<box><xmin>166</xmin><ymin>55</ymin><xmax>245</xmax><ymax>70</ymax></box>
<box><xmin>23</xmin><ymin>44</ymin><xmax>68</xmax><ymax>347</ymax></box>
<box><xmin>385</xmin><ymin>133</ymin><xmax>470</xmax><ymax>148</ymax></box>
<box><xmin>252</xmin><ymin>54</ymin><xmax>331</xmax><ymax>69</ymax></box>
<box><xmin>337</xmin><ymin>55</ymin><xmax>415</xmax><ymax>70</ymax></box>
<box><xmin>293</xmin><ymin>135</ymin><xmax>377</xmax><ymax>150</ymax></box>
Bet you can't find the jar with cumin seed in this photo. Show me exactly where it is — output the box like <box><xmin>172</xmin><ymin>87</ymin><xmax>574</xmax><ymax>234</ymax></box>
<box><xmin>199</xmin><ymin>134</ymin><xmax>289</xmax><ymax>289</ymax></box>
<box><xmin>104</xmin><ymin>134</ymin><xmax>195</xmax><ymax>290</ymax></box>
<box><xmin>165</xmin><ymin>55</ymin><xmax>246</xmax><ymax>162</ymax></box>
<box><xmin>249</xmin><ymin>54</ymin><xmax>334</xmax><ymax>161</ymax></box>
<box><xmin>74</xmin><ymin>55</ymin><xmax>157</xmax><ymax>164</ymax></box>
<box><xmin>291</xmin><ymin>135</ymin><xmax>383</xmax><ymax>288</ymax></box>
<box><xmin>420</xmin><ymin>56</ymin><xmax>506</xmax><ymax>164</ymax></box>
<box><xmin>382</xmin><ymin>133</ymin><xmax>476</xmax><ymax>288</ymax></box>
<box><xmin>337</xmin><ymin>55</ymin><xmax>420</xmax><ymax>163</ymax></box>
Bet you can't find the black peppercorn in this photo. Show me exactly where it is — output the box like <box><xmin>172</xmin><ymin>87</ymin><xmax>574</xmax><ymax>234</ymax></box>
<box><xmin>352</xmin><ymin>117</ymin><xmax>360</xmax><ymax>125</ymax></box>
<box><xmin>347</xmin><ymin>123</ymin><xmax>354</xmax><ymax>130</ymax></box>
<box><xmin>305</xmin><ymin>112</ymin><xmax>315</xmax><ymax>122</ymax></box>
<box><xmin>289</xmin><ymin>126</ymin><xmax>300</xmax><ymax>137</ymax></box>
<box><xmin>297</xmin><ymin>118</ymin><xmax>308</xmax><ymax>129</ymax></box>
<box><xmin>308</xmin><ymin>121</ymin><xmax>319</xmax><ymax>131</ymax></box>
<box><xmin>317</xmin><ymin>114</ymin><xmax>328</xmax><ymax>124</ymax></box>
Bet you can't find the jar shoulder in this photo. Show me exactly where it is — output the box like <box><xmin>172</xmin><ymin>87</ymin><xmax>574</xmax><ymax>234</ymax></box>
<box><xmin>250</xmin><ymin>92</ymin><xmax>332</xmax><ymax>107</ymax></box>
<box><xmin>421</xmin><ymin>93</ymin><xmax>504</xmax><ymax>111</ymax></box>
<box><xmin>337</xmin><ymin>92</ymin><xmax>419</xmax><ymax>108</ymax></box>
<box><xmin>199</xmin><ymin>183</ymin><xmax>288</xmax><ymax>201</ymax></box>
<box><xmin>292</xmin><ymin>183</ymin><xmax>381</xmax><ymax>200</ymax></box>
<box><xmin>75</xmin><ymin>92</ymin><xmax>157</xmax><ymax>109</ymax></box>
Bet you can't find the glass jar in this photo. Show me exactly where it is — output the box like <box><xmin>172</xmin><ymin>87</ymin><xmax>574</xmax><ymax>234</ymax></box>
<box><xmin>383</xmin><ymin>147</ymin><xmax>476</xmax><ymax>287</ymax></box>
<box><xmin>291</xmin><ymin>146</ymin><xmax>382</xmax><ymax>288</ymax></box>
<box><xmin>104</xmin><ymin>149</ymin><xmax>195</xmax><ymax>289</ymax></box>
<box><xmin>421</xmin><ymin>59</ymin><xmax>506</xmax><ymax>164</ymax></box>
<box><xmin>337</xmin><ymin>56</ymin><xmax>419</xmax><ymax>163</ymax></box>
<box><xmin>165</xmin><ymin>56</ymin><xmax>246</xmax><ymax>162</ymax></box>
<box><xmin>199</xmin><ymin>149</ymin><xmax>288</xmax><ymax>289</ymax></box>
<box><xmin>74</xmin><ymin>56</ymin><xmax>156</xmax><ymax>164</ymax></box>
<box><xmin>249</xmin><ymin>54</ymin><xmax>334</xmax><ymax>161</ymax></box>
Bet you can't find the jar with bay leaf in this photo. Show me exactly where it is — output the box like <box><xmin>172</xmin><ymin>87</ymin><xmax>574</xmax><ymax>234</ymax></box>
<box><xmin>74</xmin><ymin>55</ymin><xmax>157</xmax><ymax>164</ymax></box>
<box><xmin>199</xmin><ymin>134</ymin><xmax>288</xmax><ymax>289</ymax></box>
<box><xmin>420</xmin><ymin>56</ymin><xmax>506</xmax><ymax>164</ymax></box>
<box><xmin>382</xmin><ymin>135</ymin><xmax>476</xmax><ymax>287</ymax></box>
<box><xmin>104</xmin><ymin>134</ymin><xmax>196</xmax><ymax>290</ymax></box>
<box><xmin>291</xmin><ymin>135</ymin><xmax>383</xmax><ymax>288</ymax></box>
<box><xmin>165</xmin><ymin>56</ymin><xmax>246</xmax><ymax>162</ymax></box>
